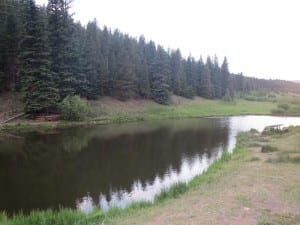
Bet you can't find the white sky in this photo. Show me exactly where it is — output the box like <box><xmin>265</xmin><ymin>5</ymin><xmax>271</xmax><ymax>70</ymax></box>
<box><xmin>36</xmin><ymin>0</ymin><xmax>300</xmax><ymax>81</ymax></box>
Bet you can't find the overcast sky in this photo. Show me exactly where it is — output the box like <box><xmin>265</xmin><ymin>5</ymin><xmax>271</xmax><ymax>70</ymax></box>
<box><xmin>36</xmin><ymin>0</ymin><xmax>300</xmax><ymax>81</ymax></box>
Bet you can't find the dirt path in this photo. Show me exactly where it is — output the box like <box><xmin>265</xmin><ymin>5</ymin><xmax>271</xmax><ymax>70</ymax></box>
<box><xmin>107</xmin><ymin>129</ymin><xmax>300</xmax><ymax>225</ymax></box>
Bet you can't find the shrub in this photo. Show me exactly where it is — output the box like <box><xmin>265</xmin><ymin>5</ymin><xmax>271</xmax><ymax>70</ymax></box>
<box><xmin>271</xmin><ymin>108</ymin><xmax>285</xmax><ymax>115</ymax></box>
<box><xmin>223</xmin><ymin>89</ymin><xmax>234</xmax><ymax>102</ymax></box>
<box><xmin>261</xmin><ymin>145</ymin><xmax>278</xmax><ymax>153</ymax></box>
<box><xmin>60</xmin><ymin>95</ymin><xmax>89</xmax><ymax>121</ymax></box>
<box><xmin>278</xmin><ymin>103</ymin><xmax>290</xmax><ymax>111</ymax></box>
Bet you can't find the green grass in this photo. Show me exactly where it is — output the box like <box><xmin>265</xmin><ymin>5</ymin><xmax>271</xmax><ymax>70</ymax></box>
<box><xmin>101</xmin><ymin>99</ymin><xmax>277</xmax><ymax>123</ymax></box>
<box><xmin>154</xmin><ymin>183</ymin><xmax>189</xmax><ymax>203</ymax></box>
<box><xmin>0</xmin><ymin>97</ymin><xmax>278</xmax><ymax>134</ymax></box>
<box><xmin>0</xmin><ymin>209</ymin><xmax>102</xmax><ymax>225</ymax></box>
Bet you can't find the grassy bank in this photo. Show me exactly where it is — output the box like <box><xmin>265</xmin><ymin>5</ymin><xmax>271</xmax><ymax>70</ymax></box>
<box><xmin>1</xmin><ymin>92</ymin><xmax>300</xmax><ymax>133</ymax></box>
<box><xmin>0</xmin><ymin>96</ymin><xmax>279</xmax><ymax>133</ymax></box>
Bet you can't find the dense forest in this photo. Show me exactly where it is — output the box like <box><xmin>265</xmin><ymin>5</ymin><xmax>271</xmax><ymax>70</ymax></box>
<box><xmin>0</xmin><ymin>0</ymin><xmax>299</xmax><ymax>115</ymax></box>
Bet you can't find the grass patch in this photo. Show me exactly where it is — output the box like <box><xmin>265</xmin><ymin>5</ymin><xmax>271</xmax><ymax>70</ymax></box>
<box><xmin>155</xmin><ymin>183</ymin><xmax>189</xmax><ymax>203</ymax></box>
<box><xmin>258</xmin><ymin>212</ymin><xmax>300</xmax><ymax>225</ymax></box>
<box><xmin>0</xmin><ymin>209</ymin><xmax>102</xmax><ymax>225</ymax></box>
<box><xmin>235</xmin><ymin>195</ymin><xmax>252</xmax><ymax>207</ymax></box>
<box><xmin>261</xmin><ymin>145</ymin><xmax>279</xmax><ymax>153</ymax></box>
<box><xmin>250</xmin><ymin>156</ymin><xmax>260</xmax><ymax>161</ymax></box>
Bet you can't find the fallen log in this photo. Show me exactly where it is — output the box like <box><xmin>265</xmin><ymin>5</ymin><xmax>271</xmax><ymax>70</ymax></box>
<box><xmin>0</xmin><ymin>113</ymin><xmax>25</xmax><ymax>124</ymax></box>
<box><xmin>35</xmin><ymin>114</ymin><xmax>61</xmax><ymax>122</ymax></box>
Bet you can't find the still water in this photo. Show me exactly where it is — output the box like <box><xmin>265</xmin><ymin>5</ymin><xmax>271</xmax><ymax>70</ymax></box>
<box><xmin>0</xmin><ymin>116</ymin><xmax>300</xmax><ymax>214</ymax></box>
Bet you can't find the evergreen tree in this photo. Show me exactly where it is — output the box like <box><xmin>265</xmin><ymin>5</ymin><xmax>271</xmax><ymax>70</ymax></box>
<box><xmin>0</xmin><ymin>0</ymin><xmax>7</xmax><ymax>91</ymax></box>
<box><xmin>151</xmin><ymin>46</ymin><xmax>170</xmax><ymax>104</ymax></box>
<box><xmin>199</xmin><ymin>65</ymin><xmax>213</xmax><ymax>99</ymax></box>
<box><xmin>0</xmin><ymin>0</ymin><xmax>21</xmax><ymax>91</ymax></box>
<box><xmin>169</xmin><ymin>49</ymin><xmax>182</xmax><ymax>95</ymax></box>
<box><xmin>47</xmin><ymin>0</ymin><xmax>75</xmax><ymax>99</ymax></box>
<box><xmin>99</xmin><ymin>26</ymin><xmax>113</xmax><ymax>95</ymax></box>
<box><xmin>145</xmin><ymin>40</ymin><xmax>157</xmax><ymax>86</ymax></box>
<box><xmin>237</xmin><ymin>72</ymin><xmax>244</xmax><ymax>93</ymax></box>
<box><xmin>83</xmin><ymin>20</ymin><xmax>101</xmax><ymax>99</ymax></box>
<box><xmin>211</xmin><ymin>55</ymin><xmax>222</xmax><ymax>98</ymax></box>
<box><xmin>19</xmin><ymin>0</ymin><xmax>59</xmax><ymax>114</ymax></box>
<box><xmin>71</xmin><ymin>22</ymin><xmax>88</xmax><ymax>97</ymax></box>
<box><xmin>195</xmin><ymin>57</ymin><xmax>204</xmax><ymax>96</ymax></box>
<box><xmin>221</xmin><ymin>57</ymin><xmax>230</xmax><ymax>96</ymax></box>
<box><xmin>136</xmin><ymin>36</ymin><xmax>150</xmax><ymax>98</ymax></box>
<box><xmin>113</xmin><ymin>37</ymin><xmax>137</xmax><ymax>100</ymax></box>
<box><xmin>184</xmin><ymin>56</ymin><xmax>196</xmax><ymax>98</ymax></box>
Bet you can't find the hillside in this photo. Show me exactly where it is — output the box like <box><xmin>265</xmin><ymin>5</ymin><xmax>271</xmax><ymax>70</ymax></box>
<box><xmin>2</xmin><ymin>0</ymin><xmax>300</xmax><ymax>117</ymax></box>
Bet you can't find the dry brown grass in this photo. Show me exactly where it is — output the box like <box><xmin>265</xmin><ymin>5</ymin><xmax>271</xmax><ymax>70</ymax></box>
<box><xmin>89</xmin><ymin>96</ymin><xmax>157</xmax><ymax>114</ymax></box>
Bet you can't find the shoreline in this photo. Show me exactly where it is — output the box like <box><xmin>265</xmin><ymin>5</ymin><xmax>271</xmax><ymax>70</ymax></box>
<box><xmin>0</xmin><ymin>131</ymin><xmax>251</xmax><ymax>224</ymax></box>
<box><xmin>1</xmin><ymin>112</ymin><xmax>299</xmax><ymax>134</ymax></box>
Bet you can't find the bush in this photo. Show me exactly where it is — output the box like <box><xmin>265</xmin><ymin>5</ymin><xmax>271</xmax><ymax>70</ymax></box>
<box><xmin>261</xmin><ymin>145</ymin><xmax>278</xmax><ymax>153</ymax></box>
<box><xmin>271</xmin><ymin>103</ymin><xmax>290</xmax><ymax>115</ymax></box>
<box><xmin>60</xmin><ymin>95</ymin><xmax>89</xmax><ymax>121</ymax></box>
<box><xmin>278</xmin><ymin>103</ymin><xmax>290</xmax><ymax>111</ymax></box>
<box><xmin>271</xmin><ymin>108</ymin><xmax>285</xmax><ymax>114</ymax></box>
<box><xmin>223</xmin><ymin>89</ymin><xmax>234</xmax><ymax>102</ymax></box>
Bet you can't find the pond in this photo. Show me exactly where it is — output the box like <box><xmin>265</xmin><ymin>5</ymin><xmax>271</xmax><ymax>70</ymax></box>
<box><xmin>0</xmin><ymin>116</ymin><xmax>300</xmax><ymax>215</ymax></box>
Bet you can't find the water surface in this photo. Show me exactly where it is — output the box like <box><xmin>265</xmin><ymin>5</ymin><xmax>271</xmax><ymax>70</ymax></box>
<box><xmin>0</xmin><ymin>116</ymin><xmax>300</xmax><ymax>214</ymax></box>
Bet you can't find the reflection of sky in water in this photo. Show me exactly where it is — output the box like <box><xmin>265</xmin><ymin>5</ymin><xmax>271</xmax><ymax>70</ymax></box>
<box><xmin>78</xmin><ymin>146</ymin><xmax>223</xmax><ymax>213</ymax></box>
<box><xmin>76</xmin><ymin>116</ymin><xmax>300</xmax><ymax>214</ymax></box>
<box><xmin>227</xmin><ymin>116</ymin><xmax>300</xmax><ymax>152</ymax></box>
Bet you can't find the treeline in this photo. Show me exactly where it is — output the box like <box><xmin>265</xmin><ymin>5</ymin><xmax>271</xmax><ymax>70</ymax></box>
<box><xmin>0</xmin><ymin>0</ymin><xmax>299</xmax><ymax>115</ymax></box>
<box><xmin>231</xmin><ymin>74</ymin><xmax>300</xmax><ymax>94</ymax></box>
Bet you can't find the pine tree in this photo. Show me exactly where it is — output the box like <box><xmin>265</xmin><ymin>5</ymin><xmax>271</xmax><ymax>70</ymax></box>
<box><xmin>199</xmin><ymin>65</ymin><xmax>213</xmax><ymax>99</ymax></box>
<box><xmin>47</xmin><ymin>0</ymin><xmax>75</xmax><ymax>99</ymax></box>
<box><xmin>113</xmin><ymin>36</ymin><xmax>137</xmax><ymax>100</ymax></box>
<box><xmin>169</xmin><ymin>49</ymin><xmax>182</xmax><ymax>95</ymax></box>
<box><xmin>136</xmin><ymin>36</ymin><xmax>150</xmax><ymax>98</ymax></box>
<box><xmin>221</xmin><ymin>57</ymin><xmax>230</xmax><ymax>97</ymax></box>
<box><xmin>19</xmin><ymin>0</ymin><xmax>59</xmax><ymax>115</ymax></box>
<box><xmin>0</xmin><ymin>0</ymin><xmax>7</xmax><ymax>91</ymax></box>
<box><xmin>99</xmin><ymin>26</ymin><xmax>113</xmax><ymax>95</ymax></box>
<box><xmin>211</xmin><ymin>55</ymin><xmax>222</xmax><ymax>98</ymax></box>
<box><xmin>83</xmin><ymin>20</ymin><xmax>101</xmax><ymax>99</ymax></box>
<box><xmin>237</xmin><ymin>72</ymin><xmax>244</xmax><ymax>93</ymax></box>
<box><xmin>150</xmin><ymin>46</ymin><xmax>170</xmax><ymax>104</ymax></box>
<box><xmin>71</xmin><ymin>22</ymin><xmax>88</xmax><ymax>97</ymax></box>
<box><xmin>0</xmin><ymin>0</ymin><xmax>21</xmax><ymax>91</ymax></box>
<box><xmin>195</xmin><ymin>57</ymin><xmax>204</xmax><ymax>96</ymax></box>
<box><xmin>184</xmin><ymin>56</ymin><xmax>196</xmax><ymax>98</ymax></box>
